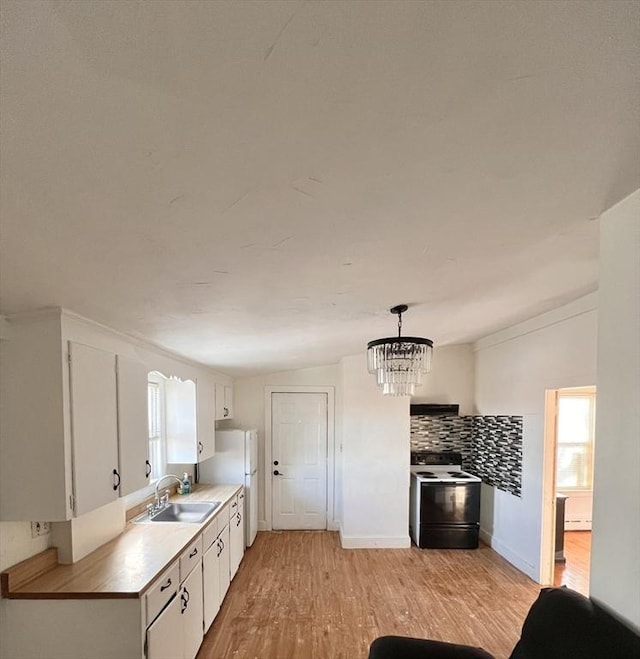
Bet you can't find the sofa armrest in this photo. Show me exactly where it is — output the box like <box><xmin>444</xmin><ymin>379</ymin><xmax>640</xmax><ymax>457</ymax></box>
<box><xmin>368</xmin><ymin>635</ymin><xmax>495</xmax><ymax>659</ymax></box>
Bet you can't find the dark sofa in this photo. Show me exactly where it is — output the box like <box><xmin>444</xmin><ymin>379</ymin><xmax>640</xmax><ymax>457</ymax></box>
<box><xmin>368</xmin><ymin>587</ymin><xmax>640</xmax><ymax>659</ymax></box>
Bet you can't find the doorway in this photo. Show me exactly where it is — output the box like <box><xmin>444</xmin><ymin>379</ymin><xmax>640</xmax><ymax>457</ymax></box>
<box><xmin>542</xmin><ymin>386</ymin><xmax>595</xmax><ymax>594</ymax></box>
<box><xmin>264</xmin><ymin>386</ymin><xmax>335</xmax><ymax>531</ymax></box>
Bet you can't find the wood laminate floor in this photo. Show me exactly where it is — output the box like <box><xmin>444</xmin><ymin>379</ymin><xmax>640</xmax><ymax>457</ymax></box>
<box><xmin>197</xmin><ymin>531</ymin><xmax>542</xmax><ymax>659</ymax></box>
<box><xmin>554</xmin><ymin>530</ymin><xmax>591</xmax><ymax>595</ymax></box>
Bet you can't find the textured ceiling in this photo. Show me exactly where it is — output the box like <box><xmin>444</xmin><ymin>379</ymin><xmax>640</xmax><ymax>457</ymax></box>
<box><xmin>1</xmin><ymin>0</ymin><xmax>638</xmax><ymax>375</ymax></box>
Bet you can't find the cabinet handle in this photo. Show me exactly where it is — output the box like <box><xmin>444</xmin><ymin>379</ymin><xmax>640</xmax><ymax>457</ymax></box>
<box><xmin>223</xmin><ymin>407</ymin><xmax>229</xmax><ymax>417</ymax></box>
<box><xmin>181</xmin><ymin>588</ymin><xmax>189</xmax><ymax>614</ymax></box>
<box><xmin>232</xmin><ymin>501</ymin><xmax>237</xmax><ymax>509</ymax></box>
<box><xmin>216</xmin><ymin>540</ymin><xmax>222</xmax><ymax>557</ymax></box>
<box><xmin>237</xmin><ymin>512</ymin><xmax>242</xmax><ymax>527</ymax></box>
<box><xmin>145</xmin><ymin>460</ymin><xmax>152</xmax><ymax>478</ymax></box>
<box><xmin>160</xmin><ymin>578</ymin><xmax>172</xmax><ymax>592</ymax></box>
<box><xmin>189</xmin><ymin>547</ymin><xmax>198</xmax><ymax>558</ymax></box>
<box><xmin>198</xmin><ymin>441</ymin><xmax>203</xmax><ymax>454</ymax></box>
<box><xmin>112</xmin><ymin>469</ymin><xmax>121</xmax><ymax>490</ymax></box>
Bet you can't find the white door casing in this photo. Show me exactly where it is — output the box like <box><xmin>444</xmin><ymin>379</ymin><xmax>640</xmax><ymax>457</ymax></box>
<box><xmin>271</xmin><ymin>392</ymin><xmax>328</xmax><ymax>530</ymax></box>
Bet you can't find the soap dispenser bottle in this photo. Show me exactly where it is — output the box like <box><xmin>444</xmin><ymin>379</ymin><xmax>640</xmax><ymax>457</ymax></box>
<box><xmin>181</xmin><ymin>472</ymin><xmax>191</xmax><ymax>495</ymax></box>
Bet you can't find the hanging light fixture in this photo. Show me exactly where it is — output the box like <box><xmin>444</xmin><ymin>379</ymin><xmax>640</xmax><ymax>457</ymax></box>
<box><xmin>367</xmin><ymin>305</ymin><xmax>433</xmax><ymax>396</ymax></box>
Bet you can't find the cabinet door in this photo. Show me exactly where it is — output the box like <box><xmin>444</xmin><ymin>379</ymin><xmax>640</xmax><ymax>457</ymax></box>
<box><xmin>196</xmin><ymin>378</ymin><xmax>215</xmax><ymax>462</ymax></box>
<box><xmin>116</xmin><ymin>355</ymin><xmax>150</xmax><ymax>496</ymax></box>
<box><xmin>202</xmin><ymin>543</ymin><xmax>221</xmax><ymax>632</ymax></box>
<box><xmin>68</xmin><ymin>342</ymin><xmax>119</xmax><ymax>516</ymax></box>
<box><xmin>215</xmin><ymin>383</ymin><xmax>233</xmax><ymax>420</ymax></box>
<box><xmin>146</xmin><ymin>593</ymin><xmax>183</xmax><ymax>659</ymax></box>
<box><xmin>181</xmin><ymin>562</ymin><xmax>204</xmax><ymax>659</ymax></box>
<box><xmin>217</xmin><ymin>524</ymin><xmax>231</xmax><ymax>602</ymax></box>
<box><xmin>229</xmin><ymin>505</ymin><xmax>244</xmax><ymax>579</ymax></box>
<box><xmin>166</xmin><ymin>378</ymin><xmax>197</xmax><ymax>463</ymax></box>
<box><xmin>224</xmin><ymin>385</ymin><xmax>233</xmax><ymax>419</ymax></box>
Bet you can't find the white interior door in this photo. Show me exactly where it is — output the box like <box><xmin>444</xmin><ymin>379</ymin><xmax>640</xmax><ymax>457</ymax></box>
<box><xmin>271</xmin><ymin>392</ymin><xmax>328</xmax><ymax>530</ymax></box>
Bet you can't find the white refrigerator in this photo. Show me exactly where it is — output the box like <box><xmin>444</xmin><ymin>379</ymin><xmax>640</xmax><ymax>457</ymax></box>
<box><xmin>199</xmin><ymin>428</ymin><xmax>258</xmax><ymax>547</ymax></box>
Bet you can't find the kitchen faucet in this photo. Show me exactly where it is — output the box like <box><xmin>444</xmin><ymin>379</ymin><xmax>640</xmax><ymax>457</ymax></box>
<box><xmin>150</xmin><ymin>474</ymin><xmax>183</xmax><ymax>514</ymax></box>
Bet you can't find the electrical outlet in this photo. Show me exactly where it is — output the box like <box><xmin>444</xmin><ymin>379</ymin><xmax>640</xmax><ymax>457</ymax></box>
<box><xmin>30</xmin><ymin>521</ymin><xmax>51</xmax><ymax>538</ymax></box>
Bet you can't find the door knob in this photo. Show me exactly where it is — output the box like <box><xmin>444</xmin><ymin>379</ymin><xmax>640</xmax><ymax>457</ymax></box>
<box><xmin>273</xmin><ymin>460</ymin><xmax>279</xmax><ymax>466</ymax></box>
<box><xmin>273</xmin><ymin>470</ymin><xmax>283</xmax><ymax>476</ymax></box>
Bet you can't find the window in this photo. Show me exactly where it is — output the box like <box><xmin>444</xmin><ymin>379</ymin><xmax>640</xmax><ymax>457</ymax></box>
<box><xmin>147</xmin><ymin>374</ymin><xmax>166</xmax><ymax>482</ymax></box>
<box><xmin>556</xmin><ymin>388</ymin><xmax>596</xmax><ymax>490</ymax></box>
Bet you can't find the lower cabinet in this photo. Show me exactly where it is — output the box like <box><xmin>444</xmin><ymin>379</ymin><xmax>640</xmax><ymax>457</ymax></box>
<box><xmin>203</xmin><ymin>538</ymin><xmax>221</xmax><ymax>632</ymax></box>
<box><xmin>147</xmin><ymin>561</ymin><xmax>203</xmax><ymax>659</ymax></box>
<box><xmin>229</xmin><ymin>499</ymin><xmax>245</xmax><ymax>579</ymax></box>
<box><xmin>181</xmin><ymin>563</ymin><xmax>204</xmax><ymax>659</ymax></box>
<box><xmin>217</xmin><ymin>521</ymin><xmax>231</xmax><ymax>603</ymax></box>
<box><xmin>146</xmin><ymin>593</ymin><xmax>183</xmax><ymax>659</ymax></box>
<box><xmin>1</xmin><ymin>489</ymin><xmax>246</xmax><ymax>659</ymax></box>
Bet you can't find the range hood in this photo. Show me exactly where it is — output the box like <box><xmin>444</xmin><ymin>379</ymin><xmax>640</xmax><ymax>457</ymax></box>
<box><xmin>410</xmin><ymin>403</ymin><xmax>459</xmax><ymax>416</ymax></box>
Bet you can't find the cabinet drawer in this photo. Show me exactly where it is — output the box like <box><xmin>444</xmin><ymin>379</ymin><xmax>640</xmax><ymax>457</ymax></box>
<box><xmin>229</xmin><ymin>495</ymin><xmax>239</xmax><ymax>516</ymax></box>
<box><xmin>146</xmin><ymin>562</ymin><xmax>179</xmax><ymax>626</ymax></box>
<box><xmin>202</xmin><ymin>516</ymin><xmax>219</xmax><ymax>551</ymax></box>
<box><xmin>217</xmin><ymin>502</ymin><xmax>230</xmax><ymax>528</ymax></box>
<box><xmin>179</xmin><ymin>536</ymin><xmax>203</xmax><ymax>582</ymax></box>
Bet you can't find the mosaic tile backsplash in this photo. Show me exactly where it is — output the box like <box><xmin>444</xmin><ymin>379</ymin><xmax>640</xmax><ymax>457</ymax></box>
<box><xmin>410</xmin><ymin>415</ymin><xmax>523</xmax><ymax>497</ymax></box>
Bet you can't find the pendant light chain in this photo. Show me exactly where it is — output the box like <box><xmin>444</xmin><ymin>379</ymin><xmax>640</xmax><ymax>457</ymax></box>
<box><xmin>397</xmin><ymin>309</ymin><xmax>402</xmax><ymax>338</ymax></box>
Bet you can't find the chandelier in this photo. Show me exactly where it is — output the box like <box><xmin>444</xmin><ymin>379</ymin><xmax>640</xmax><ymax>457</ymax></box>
<box><xmin>367</xmin><ymin>305</ymin><xmax>433</xmax><ymax>396</ymax></box>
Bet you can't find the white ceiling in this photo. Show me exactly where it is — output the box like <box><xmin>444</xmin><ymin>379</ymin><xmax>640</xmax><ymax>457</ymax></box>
<box><xmin>1</xmin><ymin>1</ymin><xmax>638</xmax><ymax>376</ymax></box>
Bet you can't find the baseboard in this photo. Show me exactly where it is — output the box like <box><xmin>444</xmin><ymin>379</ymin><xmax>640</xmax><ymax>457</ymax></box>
<box><xmin>339</xmin><ymin>528</ymin><xmax>411</xmax><ymax>549</ymax></box>
<box><xmin>258</xmin><ymin>519</ymin><xmax>340</xmax><ymax>532</ymax></box>
<box><xmin>479</xmin><ymin>528</ymin><xmax>537</xmax><ymax>581</ymax></box>
<box><xmin>565</xmin><ymin>522</ymin><xmax>592</xmax><ymax>531</ymax></box>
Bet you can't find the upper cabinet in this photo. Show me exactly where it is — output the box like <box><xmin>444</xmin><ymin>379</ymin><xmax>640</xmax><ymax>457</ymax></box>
<box><xmin>68</xmin><ymin>342</ymin><xmax>120</xmax><ymax>516</ymax></box>
<box><xmin>165</xmin><ymin>377</ymin><xmax>215</xmax><ymax>464</ymax></box>
<box><xmin>196</xmin><ymin>378</ymin><xmax>215</xmax><ymax>461</ymax></box>
<box><xmin>116</xmin><ymin>355</ymin><xmax>151</xmax><ymax>496</ymax></box>
<box><xmin>0</xmin><ymin>309</ymin><xmax>220</xmax><ymax>522</ymax></box>
<box><xmin>215</xmin><ymin>383</ymin><xmax>233</xmax><ymax>420</ymax></box>
<box><xmin>0</xmin><ymin>313</ymin><xmax>140</xmax><ymax>520</ymax></box>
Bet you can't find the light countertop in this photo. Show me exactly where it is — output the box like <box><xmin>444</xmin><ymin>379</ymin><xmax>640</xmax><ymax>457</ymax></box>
<box><xmin>3</xmin><ymin>484</ymin><xmax>242</xmax><ymax>599</ymax></box>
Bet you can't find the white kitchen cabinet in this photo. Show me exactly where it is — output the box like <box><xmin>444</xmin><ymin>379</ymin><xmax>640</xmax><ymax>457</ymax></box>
<box><xmin>181</xmin><ymin>561</ymin><xmax>204</xmax><ymax>659</ymax></box>
<box><xmin>1</xmin><ymin>486</ymin><xmax>242</xmax><ymax>659</ymax></box>
<box><xmin>217</xmin><ymin>521</ymin><xmax>231</xmax><ymax>602</ymax></box>
<box><xmin>215</xmin><ymin>383</ymin><xmax>233</xmax><ymax>420</ymax></box>
<box><xmin>147</xmin><ymin>557</ymin><xmax>203</xmax><ymax>659</ymax></box>
<box><xmin>68</xmin><ymin>341</ymin><xmax>120</xmax><ymax>516</ymax></box>
<box><xmin>166</xmin><ymin>376</ymin><xmax>215</xmax><ymax>463</ymax></box>
<box><xmin>196</xmin><ymin>377</ymin><xmax>215</xmax><ymax>461</ymax></box>
<box><xmin>146</xmin><ymin>592</ymin><xmax>183</xmax><ymax>659</ymax></box>
<box><xmin>0</xmin><ymin>312</ymin><xmax>137</xmax><ymax>520</ymax></box>
<box><xmin>229</xmin><ymin>493</ymin><xmax>245</xmax><ymax>579</ymax></box>
<box><xmin>202</xmin><ymin>517</ymin><xmax>221</xmax><ymax>632</ymax></box>
<box><xmin>116</xmin><ymin>354</ymin><xmax>150</xmax><ymax>496</ymax></box>
<box><xmin>166</xmin><ymin>377</ymin><xmax>197</xmax><ymax>463</ymax></box>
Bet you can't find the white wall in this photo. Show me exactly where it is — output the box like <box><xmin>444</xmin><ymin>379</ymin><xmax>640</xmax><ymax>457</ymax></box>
<box><xmin>230</xmin><ymin>364</ymin><xmax>342</xmax><ymax>528</ymax></box>
<box><xmin>474</xmin><ymin>293</ymin><xmax>598</xmax><ymax>580</ymax></box>
<box><xmin>411</xmin><ymin>344</ymin><xmax>475</xmax><ymax>414</ymax></box>
<box><xmin>340</xmin><ymin>354</ymin><xmax>410</xmax><ymax>548</ymax></box>
<box><xmin>590</xmin><ymin>190</ymin><xmax>640</xmax><ymax>628</ymax></box>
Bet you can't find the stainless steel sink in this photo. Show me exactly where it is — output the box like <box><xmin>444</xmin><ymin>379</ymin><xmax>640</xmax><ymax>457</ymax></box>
<box><xmin>136</xmin><ymin>501</ymin><xmax>221</xmax><ymax>524</ymax></box>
